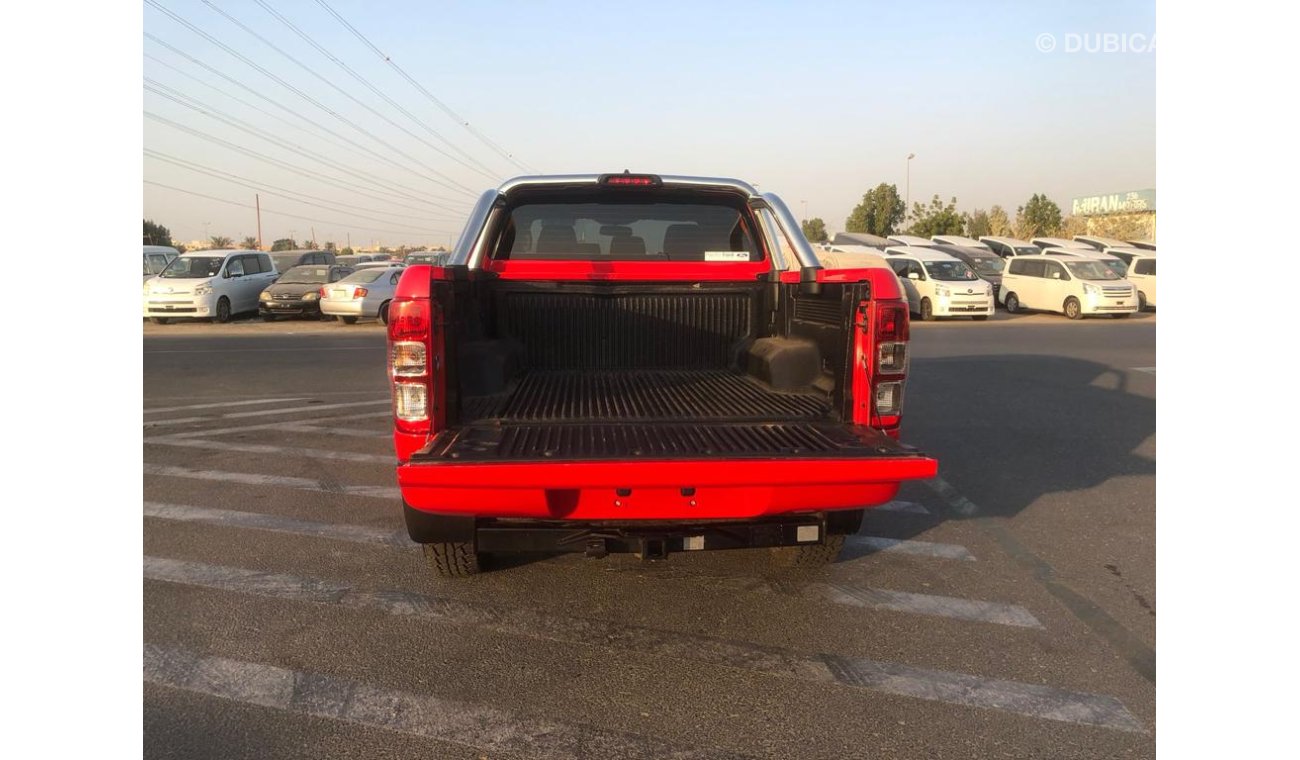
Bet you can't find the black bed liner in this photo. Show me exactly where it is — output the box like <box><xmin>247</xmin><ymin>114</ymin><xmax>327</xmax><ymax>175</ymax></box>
<box><xmin>462</xmin><ymin>369</ymin><xmax>830</xmax><ymax>423</ymax></box>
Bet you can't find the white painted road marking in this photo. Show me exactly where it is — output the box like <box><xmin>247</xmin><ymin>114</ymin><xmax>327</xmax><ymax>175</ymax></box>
<box><xmin>278</xmin><ymin>422</ymin><xmax>391</xmax><ymax>439</ymax></box>
<box><xmin>156</xmin><ymin>411</ymin><xmax>389</xmax><ymax>440</ymax></box>
<box><xmin>142</xmin><ymin>463</ymin><xmax>399</xmax><ymax>500</ymax></box>
<box><xmin>1131</xmin><ymin>366</ymin><xmax>1156</xmax><ymax>374</ymax></box>
<box><xmin>810</xmin><ymin>583</ymin><xmax>1042</xmax><ymax>628</ymax></box>
<box><xmin>846</xmin><ymin>535</ymin><xmax>976</xmax><ymax>561</ymax></box>
<box><xmin>144</xmin><ymin>397</ymin><xmax>309</xmax><ymax>414</ymax></box>
<box><xmin>143</xmin><ymin>502</ymin><xmax>407</xmax><ymax>546</ymax></box>
<box><xmin>144</xmin><ymin>399</ymin><xmax>389</xmax><ymax>428</ymax></box>
<box><xmin>144</xmin><ymin>437</ymin><xmax>393</xmax><ymax>464</ymax></box>
<box><xmin>144</xmin><ymin>643</ymin><xmax>742</xmax><ymax>759</ymax></box>
<box><xmin>143</xmin><ymin>557</ymin><xmax>1141</xmax><ymax>732</ymax></box>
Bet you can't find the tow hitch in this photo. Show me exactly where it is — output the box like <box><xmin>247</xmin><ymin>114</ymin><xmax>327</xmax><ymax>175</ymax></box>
<box><xmin>473</xmin><ymin>517</ymin><xmax>828</xmax><ymax>560</ymax></box>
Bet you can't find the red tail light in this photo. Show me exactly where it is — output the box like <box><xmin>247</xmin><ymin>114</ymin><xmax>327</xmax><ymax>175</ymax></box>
<box><xmin>388</xmin><ymin>298</ymin><xmax>436</xmax><ymax>442</ymax></box>
<box><xmin>354</xmin><ymin>287</ymin><xmax>369</xmax><ymax>298</ymax></box>
<box><xmin>318</xmin><ymin>287</ymin><xmax>326</xmax><ymax>298</ymax></box>
<box><xmin>600</xmin><ymin>172</ymin><xmax>662</xmax><ymax>187</ymax></box>
<box><xmin>852</xmin><ymin>299</ymin><xmax>910</xmax><ymax>435</ymax></box>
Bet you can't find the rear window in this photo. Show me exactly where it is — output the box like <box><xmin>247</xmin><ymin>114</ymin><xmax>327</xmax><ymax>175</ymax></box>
<box><xmin>340</xmin><ymin>269</ymin><xmax>386</xmax><ymax>284</ymax></box>
<box><xmin>495</xmin><ymin>199</ymin><xmax>761</xmax><ymax>262</ymax></box>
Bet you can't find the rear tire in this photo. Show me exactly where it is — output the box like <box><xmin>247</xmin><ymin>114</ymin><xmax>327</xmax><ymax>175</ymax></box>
<box><xmin>919</xmin><ymin>298</ymin><xmax>935</xmax><ymax>321</ymax></box>
<box><xmin>1064</xmin><ymin>297</ymin><xmax>1082</xmax><ymax>320</ymax></box>
<box><xmin>422</xmin><ymin>542</ymin><xmax>481</xmax><ymax>577</ymax></box>
<box><xmin>150</xmin><ymin>317</ymin><xmax>170</xmax><ymax>325</ymax></box>
<box><xmin>379</xmin><ymin>300</ymin><xmax>391</xmax><ymax>325</ymax></box>
<box><xmin>1005</xmin><ymin>293</ymin><xmax>1020</xmax><ymax>314</ymax></box>
<box><xmin>771</xmin><ymin>535</ymin><xmax>846</xmax><ymax>568</ymax></box>
<box><xmin>341</xmin><ymin>316</ymin><xmax>359</xmax><ymax>325</ymax></box>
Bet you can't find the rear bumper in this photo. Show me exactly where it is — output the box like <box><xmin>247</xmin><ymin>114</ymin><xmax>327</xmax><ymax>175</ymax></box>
<box><xmin>320</xmin><ymin>299</ymin><xmax>369</xmax><ymax>317</ymax></box>
<box><xmin>397</xmin><ymin>456</ymin><xmax>937</xmax><ymax>521</ymax></box>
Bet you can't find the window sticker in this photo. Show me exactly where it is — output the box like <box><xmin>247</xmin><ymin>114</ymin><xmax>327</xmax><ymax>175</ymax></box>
<box><xmin>703</xmin><ymin>251</ymin><xmax>750</xmax><ymax>262</ymax></box>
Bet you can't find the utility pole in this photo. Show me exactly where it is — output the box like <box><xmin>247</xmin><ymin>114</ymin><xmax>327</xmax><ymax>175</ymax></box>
<box><xmin>906</xmin><ymin>153</ymin><xmax>916</xmax><ymax>218</ymax></box>
<box><xmin>310</xmin><ymin>226</ymin><xmax>316</xmax><ymax>247</ymax></box>
<box><xmin>255</xmin><ymin>194</ymin><xmax>263</xmax><ymax>250</ymax></box>
<box><xmin>347</xmin><ymin>232</ymin><xmax>351</xmax><ymax>250</ymax></box>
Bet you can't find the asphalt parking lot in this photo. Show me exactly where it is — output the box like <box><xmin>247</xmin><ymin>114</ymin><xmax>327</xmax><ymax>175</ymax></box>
<box><xmin>143</xmin><ymin>310</ymin><xmax>1156</xmax><ymax>759</ymax></box>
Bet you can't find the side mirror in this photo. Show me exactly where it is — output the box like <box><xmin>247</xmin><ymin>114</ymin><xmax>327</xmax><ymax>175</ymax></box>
<box><xmin>907</xmin><ymin>272</ymin><xmax>920</xmax><ymax>280</ymax></box>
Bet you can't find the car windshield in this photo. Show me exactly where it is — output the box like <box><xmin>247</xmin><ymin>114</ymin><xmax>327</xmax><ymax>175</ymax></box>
<box><xmin>1101</xmin><ymin>260</ymin><xmax>1128</xmax><ymax>277</ymax></box>
<box><xmin>1064</xmin><ymin>260</ymin><xmax>1122</xmax><ymax>280</ymax></box>
<box><xmin>923</xmin><ymin>260</ymin><xmax>979</xmax><ymax>281</ymax></box>
<box><xmin>968</xmin><ymin>257</ymin><xmax>1005</xmax><ymax>275</ymax></box>
<box><xmin>340</xmin><ymin>269</ymin><xmax>386</xmax><ymax>284</ymax></box>
<box><xmin>279</xmin><ymin>266</ymin><xmax>332</xmax><ymax>283</ymax></box>
<box><xmin>160</xmin><ymin>256</ymin><xmax>223</xmax><ymax>278</ymax></box>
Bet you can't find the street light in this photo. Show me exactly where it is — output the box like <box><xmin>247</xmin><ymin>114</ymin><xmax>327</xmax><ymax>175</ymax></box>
<box><xmin>905</xmin><ymin>153</ymin><xmax>915</xmax><ymax>215</ymax></box>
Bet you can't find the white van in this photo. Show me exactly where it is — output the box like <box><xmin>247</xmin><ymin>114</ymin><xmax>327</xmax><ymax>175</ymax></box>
<box><xmin>930</xmin><ymin>235</ymin><xmax>992</xmax><ymax>251</ymax></box>
<box><xmin>143</xmin><ymin>245</ymin><xmax>179</xmax><ymax>280</ymax></box>
<box><xmin>886</xmin><ymin>234</ymin><xmax>939</xmax><ymax>248</ymax></box>
<box><xmin>1030</xmin><ymin>236</ymin><xmax>1094</xmax><ymax>251</ymax></box>
<box><xmin>1039</xmin><ymin>247</ymin><xmax>1129</xmax><ymax>278</ymax></box>
<box><xmin>978</xmin><ymin>236</ymin><xmax>1042</xmax><ymax>258</ymax></box>
<box><xmin>999</xmin><ymin>255</ymin><xmax>1138</xmax><ymax>319</ymax></box>
<box><xmin>884</xmin><ymin>247</ymin><xmax>993</xmax><ymax>321</ymax></box>
<box><xmin>143</xmin><ymin>250</ymin><xmax>278</xmax><ymax>324</ymax></box>
<box><xmin>1106</xmin><ymin>248</ymin><xmax>1156</xmax><ymax>310</ymax></box>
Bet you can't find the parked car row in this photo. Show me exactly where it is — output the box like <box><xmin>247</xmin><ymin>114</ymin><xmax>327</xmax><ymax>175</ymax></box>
<box><xmin>142</xmin><ymin>246</ymin><xmax>408</xmax><ymax>325</ymax></box>
<box><xmin>823</xmin><ymin>231</ymin><xmax>1156</xmax><ymax>317</ymax></box>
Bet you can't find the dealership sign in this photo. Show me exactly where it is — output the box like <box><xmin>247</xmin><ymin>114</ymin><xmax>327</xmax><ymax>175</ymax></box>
<box><xmin>1071</xmin><ymin>189</ymin><xmax>1156</xmax><ymax>216</ymax></box>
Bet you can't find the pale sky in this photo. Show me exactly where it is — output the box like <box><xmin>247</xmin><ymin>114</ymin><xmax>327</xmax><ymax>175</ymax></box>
<box><xmin>143</xmin><ymin>0</ymin><xmax>1156</xmax><ymax>247</ymax></box>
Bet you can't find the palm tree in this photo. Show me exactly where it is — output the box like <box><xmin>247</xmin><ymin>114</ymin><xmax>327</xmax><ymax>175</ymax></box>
<box><xmin>240</xmin><ymin>236</ymin><xmax>259</xmax><ymax>250</ymax></box>
<box><xmin>210</xmin><ymin>236</ymin><xmax>234</xmax><ymax>249</ymax></box>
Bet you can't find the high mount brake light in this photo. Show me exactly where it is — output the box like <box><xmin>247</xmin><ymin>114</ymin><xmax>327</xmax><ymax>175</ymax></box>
<box><xmin>599</xmin><ymin>172</ymin><xmax>661</xmax><ymax>187</ymax></box>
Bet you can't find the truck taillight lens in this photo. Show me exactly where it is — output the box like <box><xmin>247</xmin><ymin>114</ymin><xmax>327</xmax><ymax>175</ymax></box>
<box><xmin>394</xmin><ymin>383</ymin><xmax>429</xmax><ymax>422</ymax></box>
<box><xmin>874</xmin><ymin>381</ymin><xmax>904</xmax><ymax>416</ymax></box>
<box><xmin>391</xmin><ymin>341</ymin><xmax>426</xmax><ymax>377</ymax></box>
<box><xmin>878</xmin><ymin>342</ymin><xmax>907</xmax><ymax>373</ymax></box>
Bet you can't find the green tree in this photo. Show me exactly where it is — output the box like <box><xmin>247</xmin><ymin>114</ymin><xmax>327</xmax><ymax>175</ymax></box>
<box><xmin>963</xmin><ymin>209</ymin><xmax>991</xmax><ymax>238</ymax></box>
<box><xmin>302</xmin><ymin>240</ymin><xmax>317</xmax><ymax>249</ymax></box>
<box><xmin>271</xmin><ymin>238</ymin><xmax>299</xmax><ymax>251</ymax></box>
<box><xmin>1015</xmin><ymin>194</ymin><xmax>1063</xmax><ymax>237</ymax></box>
<box><xmin>988</xmin><ymin>205</ymin><xmax>1013</xmax><ymax>237</ymax></box>
<box><xmin>143</xmin><ymin>219</ymin><xmax>172</xmax><ymax>247</ymax></box>
<box><xmin>845</xmin><ymin>183</ymin><xmax>905</xmax><ymax>235</ymax></box>
<box><xmin>323</xmin><ymin>241</ymin><xmax>337</xmax><ymax>252</ymax></box>
<box><xmin>800</xmin><ymin>217</ymin><xmax>828</xmax><ymax>243</ymax></box>
<box><xmin>906</xmin><ymin>195</ymin><xmax>965</xmax><ymax>236</ymax></box>
<box><xmin>240</xmin><ymin>236</ymin><xmax>259</xmax><ymax>250</ymax></box>
<box><xmin>209</xmin><ymin>235</ymin><xmax>234</xmax><ymax>249</ymax></box>
<box><xmin>340</xmin><ymin>246</ymin><xmax>355</xmax><ymax>256</ymax></box>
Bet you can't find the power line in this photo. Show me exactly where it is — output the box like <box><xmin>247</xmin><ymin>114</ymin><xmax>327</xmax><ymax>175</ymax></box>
<box><xmin>312</xmin><ymin>0</ymin><xmax>537</xmax><ymax>174</ymax></box>
<box><xmin>197</xmin><ymin>0</ymin><xmax>497</xmax><ymax>184</ymax></box>
<box><xmin>143</xmin><ymin>44</ymin><xmax>477</xmax><ymax>196</ymax></box>
<box><xmin>144</xmin><ymin>110</ymin><xmax>464</xmax><ymax>216</ymax></box>
<box><xmin>248</xmin><ymin>0</ymin><xmax>500</xmax><ymax>178</ymax></box>
<box><xmin>142</xmin><ymin>1</ymin><xmax>478</xmax><ymax>195</ymax></box>
<box><xmin>144</xmin><ymin>180</ymin><xmax>456</xmax><ymax>239</ymax></box>
<box><xmin>144</xmin><ymin>79</ymin><xmax>468</xmax><ymax>208</ymax></box>
<box><xmin>144</xmin><ymin>150</ymin><xmax>465</xmax><ymax>230</ymax></box>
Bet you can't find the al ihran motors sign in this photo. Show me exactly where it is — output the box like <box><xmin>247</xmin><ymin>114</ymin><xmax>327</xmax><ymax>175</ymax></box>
<box><xmin>1071</xmin><ymin>189</ymin><xmax>1156</xmax><ymax>217</ymax></box>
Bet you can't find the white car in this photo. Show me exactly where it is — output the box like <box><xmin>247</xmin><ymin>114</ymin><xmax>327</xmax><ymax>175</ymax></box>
<box><xmin>320</xmin><ymin>265</ymin><xmax>406</xmax><ymax>324</ymax></box>
<box><xmin>143</xmin><ymin>245</ymin><xmax>179</xmax><ymax>280</ymax></box>
<box><xmin>999</xmin><ymin>255</ymin><xmax>1137</xmax><ymax>319</ymax></box>
<box><xmin>978</xmin><ymin>236</ymin><xmax>1042</xmax><ymax>258</ymax></box>
<box><xmin>1039</xmin><ymin>247</ymin><xmax>1130</xmax><ymax>278</ymax></box>
<box><xmin>1072</xmin><ymin>235</ymin><xmax>1129</xmax><ymax>252</ymax></box>
<box><xmin>886</xmin><ymin>234</ymin><xmax>939</xmax><ymax>248</ymax></box>
<box><xmin>143</xmin><ymin>250</ymin><xmax>278</xmax><ymax>324</ymax></box>
<box><xmin>930</xmin><ymin>235</ymin><xmax>992</xmax><ymax>251</ymax></box>
<box><xmin>1030</xmin><ymin>236</ymin><xmax>1094</xmax><ymax>251</ymax></box>
<box><xmin>1106</xmin><ymin>248</ymin><xmax>1156</xmax><ymax>310</ymax></box>
<box><xmin>354</xmin><ymin>260</ymin><xmax>405</xmax><ymax>270</ymax></box>
<box><xmin>884</xmin><ymin>247</ymin><xmax>993</xmax><ymax>321</ymax></box>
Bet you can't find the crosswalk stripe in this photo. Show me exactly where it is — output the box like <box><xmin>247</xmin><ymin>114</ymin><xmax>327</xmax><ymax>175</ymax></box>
<box><xmin>144</xmin><ymin>643</ymin><xmax>743</xmax><ymax>759</ymax></box>
<box><xmin>143</xmin><ymin>557</ymin><xmax>1141</xmax><ymax>732</ymax></box>
<box><xmin>144</xmin><ymin>437</ymin><xmax>393</xmax><ymax>464</ymax></box>
<box><xmin>871</xmin><ymin>501</ymin><xmax>930</xmax><ymax>515</ymax></box>
<box><xmin>156</xmin><ymin>411</ymin><xmax>389</xmax><ymax>440</ymax></box>
<box><xmin>144</xmin><ymin>397</ymin><xmax>309</xmax><ymax>414</ymax></box>
<box><xmin>278</xmin><ymin>423</ymin><xmax>392</xmax><ymax>439</ymax></box>
<box><xmin>812</xmin><ymin>583</ymin><xmax>1042</xmax><ymax>628</ymax></box>
<box><xmin>143</xmin><ymin>502</ymin><xmax>406</xmax><ymax>546</ymax></box>
<box><xmin>143</xmin><ymin>463</ymin><xmax>399</xmax><ymax>500</ymax></box>
<box><xmin>144</xmin><ymin>399</ymin><xmax>389</xmax><ymax>428</ymax></box>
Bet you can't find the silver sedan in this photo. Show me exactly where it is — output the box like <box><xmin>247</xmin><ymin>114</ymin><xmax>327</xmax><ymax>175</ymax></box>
<box><xmin>319</xmin><ymin>266</ymin><xmax>405</xmax><ymax>324</ymax></box>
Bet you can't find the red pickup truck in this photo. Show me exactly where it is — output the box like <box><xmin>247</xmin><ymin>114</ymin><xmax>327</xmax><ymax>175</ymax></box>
<box><xmin>388</xmin><ymin>173</ymin><xmax>937</xmax><ymax>575</ymax></box>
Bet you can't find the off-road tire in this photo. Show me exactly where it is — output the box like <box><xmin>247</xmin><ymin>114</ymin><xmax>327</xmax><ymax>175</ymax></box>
<box><xmin>1005</xmin><ymin>293</ymin><xmax>1020</xmax><ymax>313</ymax></box>
<box><xmin>341</xmin><ymin>316</ymin><xmax>359</xmax><ymax>325</ymax></box>
<box><xmin>771</xmin><ymin>534</ymin><xmax>846</xmax><ymax>568</ymax></box>
<box><xmin>1064</xmin><ymin>297</ymin><xmax>1082</xmax><ymax>320</ymax></box>
<box><xmin>422</xmin><ymin>542</ymin><xmax>481</xmax><ymax>577</ymax></box>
